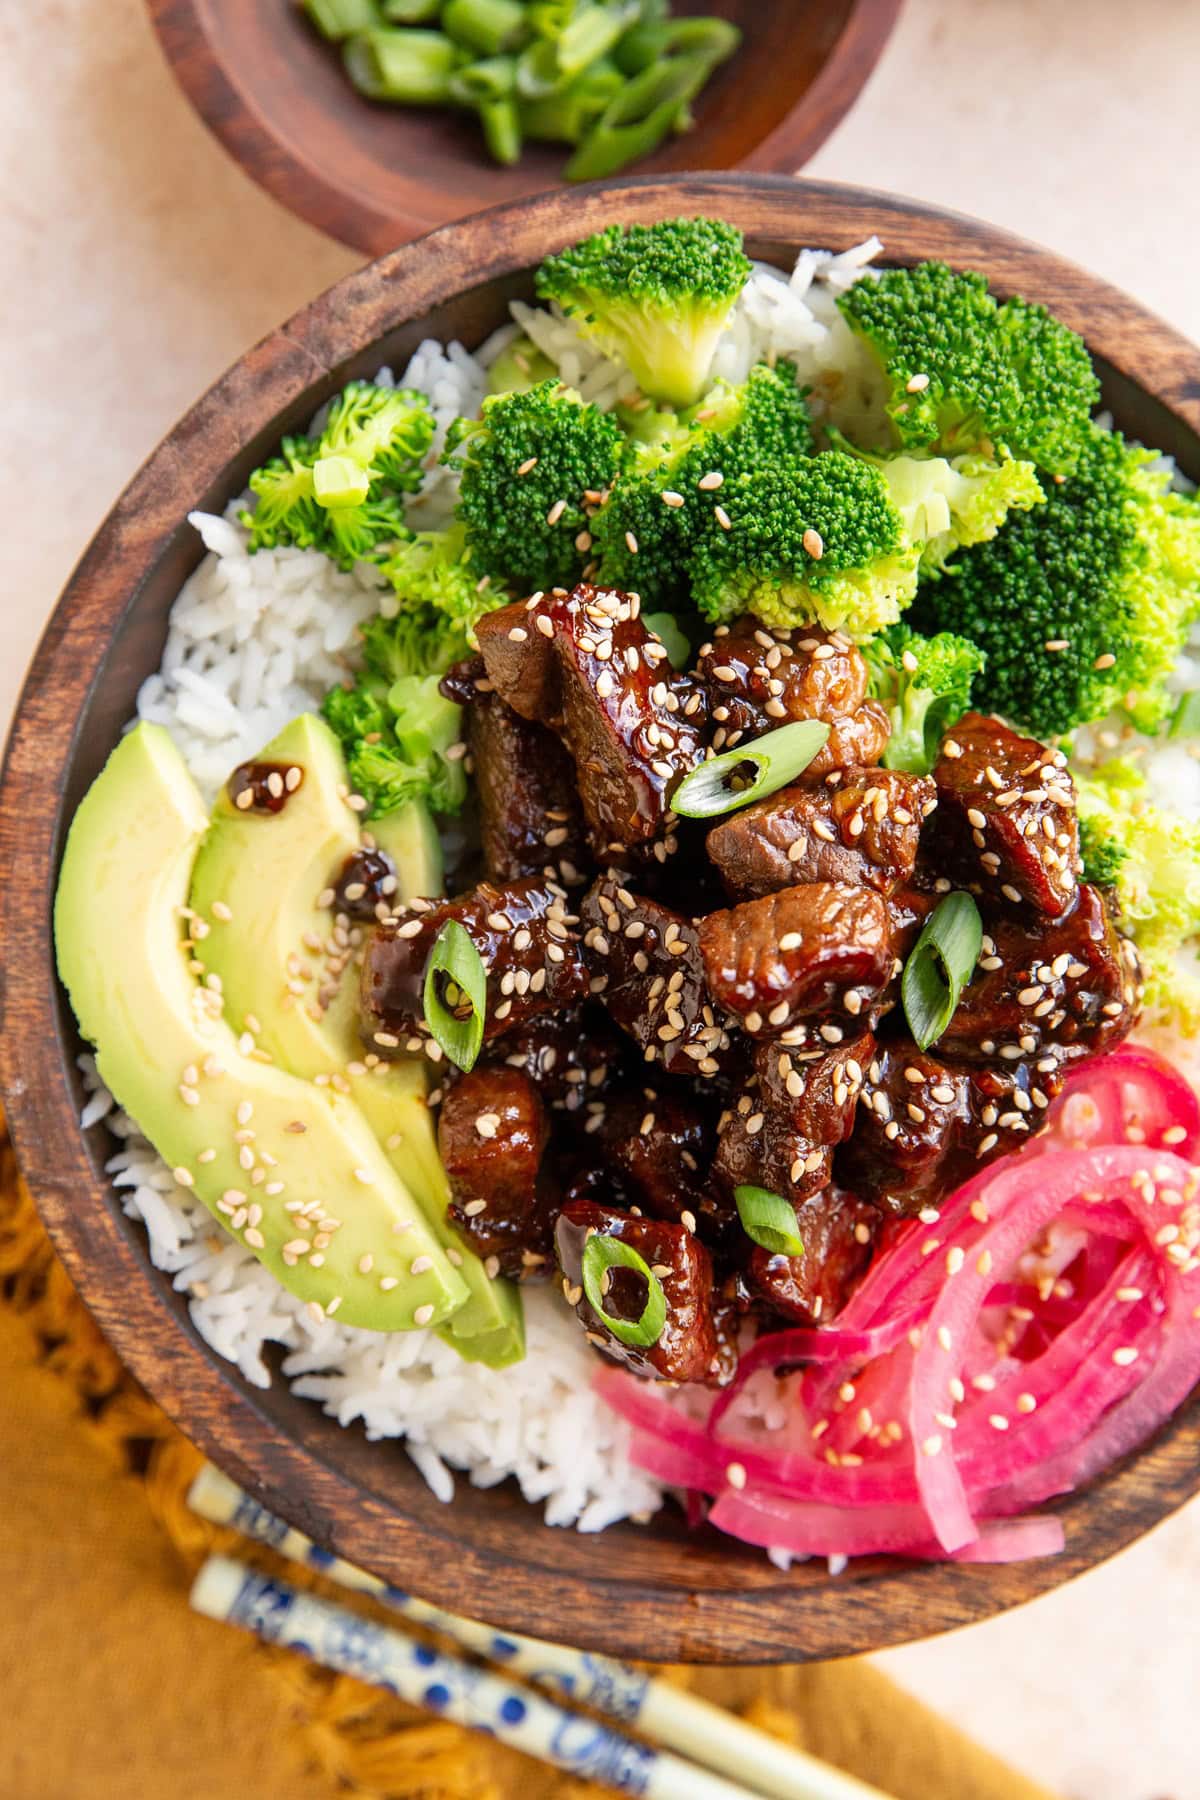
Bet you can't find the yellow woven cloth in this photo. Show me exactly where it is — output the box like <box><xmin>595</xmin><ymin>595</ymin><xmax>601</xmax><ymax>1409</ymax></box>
<box><xmin>0</xmin><ymin>1118</ymin><xmax>1057</xmax><ymax>1800</ymax></box>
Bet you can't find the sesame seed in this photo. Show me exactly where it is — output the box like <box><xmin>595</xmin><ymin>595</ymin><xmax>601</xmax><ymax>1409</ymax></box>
<box><xmin>989</xmin><ymin>1414</ymin><xmax>1009</xmax><ymax>1431</ymax></box>
<box><xmin>1044</xmin><ymin>638</ymin><xmax>1069</xmax><ymax>652</ymax></box>
<box><xmin>906</xmin><ymin>372</ymin><xmax>930</xmax><ymax>392</ymax></box>
<box><xmin>922</xmin><ymin>1435</ymin><xmax>943</xmax><ymax>1458</ymax></box>
<box><xmin>517</xmin><ymin>456</ymin><xmax>538</xmax><ymax>475</ymax></box>
<box><xmin>698</xmin><ymin>470</ymin><xmax>723</xmax><ymax>491</ymax></box>
<box><xmin>1094</xmin><ymin>651</ymin><xmax>1116</xmax><ymax>670</ymax></box>
<box><xmin>624</xmin><ymin>530</ymin><xmax>639</xmax><ymax>554</ymax></box>
<box><xmin>546</xmin><ymin>499</ymin><xmax>567</xmax><ymax>525</ymax></box>
<box><xmin>726</xmin><ymin>1462</ymin><xmax>747</xmax><ymax>1490</ymax></box>
<box><xmin>714</xmin><ymin>505</ymin><xmax>732</xmax><ymax>531</ymax></box>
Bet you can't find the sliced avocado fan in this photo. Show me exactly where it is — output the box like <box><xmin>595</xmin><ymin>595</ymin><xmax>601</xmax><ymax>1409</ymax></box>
<box><xmin>54</xmin><ymin>723</ymin><xmax>468</xmax><ymax>1333</ymax></box>
<box><xmin>187</xmin><ymin>712</ymin><xmax>524</xmax><ymax>1367</ymax></box>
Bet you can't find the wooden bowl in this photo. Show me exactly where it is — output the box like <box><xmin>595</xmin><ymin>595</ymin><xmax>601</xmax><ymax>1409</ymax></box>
<box><xmin>6</xmin><ymin>175</ymin><xmax>1200</xmax><ymax>1664</ymax></box>
<box><xmin>146</xmin><ymin>0</ymin><xmax>902</xmax><ymax>254</ymax></box>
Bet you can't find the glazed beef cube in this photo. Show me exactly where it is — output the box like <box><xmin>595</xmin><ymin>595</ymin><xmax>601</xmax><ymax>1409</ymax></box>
<box><xmin>706</xmin><ymin>767</ymin><xmax>935</xmax><ymax>900</ymax></box>
<box><xmin>696</xmin><ymin>618</ymin><xmax>890</xmax><ymax>776</ymax></box>
<box><xmin>746</xmin><ymin>1187</ymin><xmax>879</xmax><ymax>1326</ymax></box>
<box><xmin>841</xmin><ymin>1043</ymin><xmax>1066</xmax><ymax>1216</ymax></box>
<box><xmin>493</xmin><ymin>1005</ymin><xmax>627</xmax><ymax>1112</ymax></box>
<box><xmin>715</xmin><ymin>1088</ymin><xmax>833</xmax><ymax>1208</ymax></box>
<box><xmin>714</xmin><ymin>1033</ymin><xmax>872</xmax><ymax>1209</ymax></box>
<box><xmin>439</xmin><ymin>1067</ymin><xmax>557</xmax><ymax>1279</ymax></box>
<box><xmin>938</xmin><ymin>884</ymin><xmax>1143</xmax><ymax>1065</ymax></box>
<box><xmin>698</xmin><ymin>883</ymin><xmax>892</xmax><ymax>1037</ymax></box>
<box><xmin>889</xmin><ymin>882</ymin><xmax>939</xmax><ymax>961</ymax></box>
<box><xmin>555</xmin><ymin>1201</ymin><xmax>724</xmax><ymax>1384</ymax></box>
<box><xmin>361</xmin><ymin>878</ymin><xmax>588</xmax><ymax>1057</ymax></box>
<box><xmin>442</xmin><ymin>657</ymin><xmax>588</xmax><ymax>886</ymax></box>
<box><xmin>930</xmin><ymin>713</ymin><xmax>1081</xmax><ymax>918</ymax></box>
<box><xmin>589</xmin><ymin>1087</ymin><xmax>733</xmax><ymax>1243</ymax></box>
<box><xmin>475</xmin><ymin>585</ymin><xmax>705</xmax><ymax>852</ymax></box>
<box><xmin>580</xmin><ymin>875</ymin><xmax>731</xmax><ymax>1078</ymax></box>
<box><xmin>756</xmin><ymin>1030</ymin><xmax>875</xmax><ymax>1146</ymax></box>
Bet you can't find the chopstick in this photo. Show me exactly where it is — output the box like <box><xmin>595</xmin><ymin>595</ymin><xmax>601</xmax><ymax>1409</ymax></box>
<box><xmin>194</xmin><ymin>1554</ymin><xmax>768</xmax><ymax>1800</ymax></box>
<box><xmin>188</xmin><ymin>1463</ymin><xmax>895</xmax><ymax>1800</ymax></box>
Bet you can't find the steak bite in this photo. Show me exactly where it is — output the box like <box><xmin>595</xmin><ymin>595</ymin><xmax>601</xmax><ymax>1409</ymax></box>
<box><xmin>698</xmin><ymin>883</ymin><xmax>893</xmax><ymax>1037</ymax></box>
<box><xmin>439</xmin><ymin>1067</ymin><xmax>558</xmax><ymax>1279</ymax></box>
<box><xmin>441</xmin><ymin>656</ymin><xmax>588</xmax><ymax>886</ymax></box>
<box><xmin>744</xmin><ymin>1186</ymin><xmax>879</xmax><ymax>1325</ymax></box>
<box><xmin>706</xmin><ymin>767</ymin><xmax>935</xmax><ymax>899</ymax></box>
<box><xmin>695</xmin><ymin>617</ymin><xmax>890</xmax><ymax>776</ymax></box>
<box><xmin>714</xmin><ymin>1033</ymin><xmax>872</xmax><ymax>1209</ymax></box>
<box><xmin>493</xmin><ymin>1005</ymin><xmax>626</xmax><ymax>1112</ymax></box>
<box><xmin>937</xmin><ymin>883</ymin><xmax>1143</xmax><ymax>1064</ymax></box>
<box><xmin>555</xmin><ymin>1201</ymin><xmax>725</xmax><ymax>1384</ymax></box>
<box><xmin>840</xmin><ymin>1042</ymin><xmax>1067</xmax><ymax>1216</ymax></box>
<box><xmin>580</xmin><ymin>875</ymin><xmax>730</xmax><ymax>1077</ymax></box>
<box><xmin>361</xmin><ymin>878</ymin><xmax>588</xmax><ymax>1056</ymax></box>
<box><xmin>475</xmin><ymin>585</ymin><xmax>705</xmax><ymax>853</ymax></box>
<box><xmin>588</xmin><ymin>1086</ymin><xmax>733</xmax><ymax>1243</ymax></box>
<box><xmin>929</xmin><ymin>712</ymin><xmax>1082</xmax><ymax>917</ymax></box>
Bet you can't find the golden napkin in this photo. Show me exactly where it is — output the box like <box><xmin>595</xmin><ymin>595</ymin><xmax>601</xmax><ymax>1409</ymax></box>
<box><xmin>0</xmin><ymin>1120</ymin><xmax>1057</xmax><ymax>1800</ymax></box>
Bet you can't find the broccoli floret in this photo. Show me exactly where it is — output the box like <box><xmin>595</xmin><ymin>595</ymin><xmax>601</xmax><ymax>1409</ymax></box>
<box><xmin>322</xmin><ymin>607</ymin><xmax>471</xmax><ymax>821</ymax></box>
<box><xmin>318</xmin><ymin>380</ymin><xmax>435</xmax><ymax>493</ymax></box>
<box><xmin>871</xmin><ymin>451</ymin><xmax>1044</xmax><ymax>573</ymax></box>
<box><xmin>444</xmin><ymin>380</ymin><xmax>625</xmax><ymax>593</ymax></box>
<box><xmin>594</xmin><ymin>361</ymin><xmax>813</xmax><ymax>606</ymax></box>
<box><xmin>241</xmin><ymin>435</ymin><xmax>325</xmax><ymax>552</ymax></box>
<box><xmin>534</xmin><ymin>217</ymin><xmax>752</xmax><ymax>409</ymax></box>
<box><xmin>1076</xmin><ymin>760</ymin><xmax>1200</xmax><ymax>1024</ymax></box>
<box><xmin>241</xmin><ymin>381</ymin><xmax>434</xmax><ymax>567</ymax></box>
<box><xmin>835</xmin><ymin>262</ymin><xmax>1098</xmax><ymax>474</ymax></box>
<box><xmin>862</xmin><ymin>622</ymin><xmax>986</xmax><ymax>773</ymax></box>
<box><xmin>912</xmin><ymin>424</ymin><xmax>1200</xmax><ymax>735</ymax></box>
<box><xmin>380</xmin><ymin>525</ymin><xmax>492</xmax><ymax>640</ymax></box>
<box><xmin>686</xmin><ymin>452</ymin><xmax>919</xmax><ymax>637</ymax></box>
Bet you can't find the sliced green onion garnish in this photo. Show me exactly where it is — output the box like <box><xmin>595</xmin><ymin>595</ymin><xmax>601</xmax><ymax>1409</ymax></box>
<box><xmin>901</xmin><ymin>891</ymin><xmax>983</xmax><ymax>1051</ymax></box>
<box><xmin>734</xmin><ymin>1186</ymin><xmax>804</xmax><ymax>1257</ymax></box>
<box><xmin>581</xmin><ymin>1234</ymin><xmax>667</xmax><ymax>1348</ymax></box>
<box><xmin>671</xmin><ymin>720</ymin><xmax>830</xmax><ymax>819</ymax></box>
<box><xmin>312</xmin><ymin>454</ymin><xmax>371</xmax><ymax>509</ymax></box>
<box><xmin>643</xmin><ymin>611</ymin><xmax>692</xmax><ymax>669</ymax></box>
<box><xmin>1169</xmin><ymin>690</ymin><xmax>1200</xmax><ymax>738</ymax></box>
<box><xmin>422</xmin><ymin>919</ymin><xmax>487</xmax><ymax>1072</ymax></box>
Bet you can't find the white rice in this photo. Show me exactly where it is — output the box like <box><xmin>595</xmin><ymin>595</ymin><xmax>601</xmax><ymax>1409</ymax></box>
<box><xmin>96</xmin><ymin>235</ymin><xmax>1191</xmax><ymax>1539</ymax></box>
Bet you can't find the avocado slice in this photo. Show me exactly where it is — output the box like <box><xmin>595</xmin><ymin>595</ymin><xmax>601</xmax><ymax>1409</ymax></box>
<box><xmin>188</xmin><ymin>713</ymin><xmax>524</xmax><ymax>1366</ymax></box>
<box><xmin>369</xmin><ymin>798</ymin><xmax>443</xmax><ymax>902</ymax></box>
<box><xmin>54</xmin><ymin>723</ymin><xmax>469</xmax><ymax>1333</ymax></box>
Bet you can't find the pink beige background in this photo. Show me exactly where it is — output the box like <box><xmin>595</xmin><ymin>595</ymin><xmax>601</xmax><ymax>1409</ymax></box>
<box><xmin>3</xmin><ymin>2</ymin><xmax>1198</xmax><ymax>1792</ymax></box>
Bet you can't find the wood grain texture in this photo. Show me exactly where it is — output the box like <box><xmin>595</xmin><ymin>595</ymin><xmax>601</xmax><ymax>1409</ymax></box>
<box><xmin>5</xmin><ymin>177</ymin><xmax>1200</xmax><ymax>1664</ymax></box>
<box><xmin>146</xmin><ymin>0</ymin><xmax>903</xmax><ymax>254</ymax></box>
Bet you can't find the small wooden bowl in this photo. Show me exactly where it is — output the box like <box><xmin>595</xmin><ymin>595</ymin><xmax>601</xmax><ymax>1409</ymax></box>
<box><xmin>146</xmin><ymin>0</ymin><xmax>902</xmax><ymax>254</ymax></box>
<box><xmin>5</xmin><ymin>176</ymin><xmax>1200</xmax><ymax>1664</ymax></box>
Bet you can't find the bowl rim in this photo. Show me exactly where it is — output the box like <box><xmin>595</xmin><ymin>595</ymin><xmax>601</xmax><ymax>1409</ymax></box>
<box><xmin>145</xmin><ymin>0</ymin><xmax>905</xmax><ymax>255</ymax></box>
<box><xmin>5</xmin><ymin>172</ymin><xmax>1200</xmax><ymax>1664</ymax></box>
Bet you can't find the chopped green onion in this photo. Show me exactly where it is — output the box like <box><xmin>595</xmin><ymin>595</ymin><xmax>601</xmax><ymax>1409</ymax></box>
<box><xmin>515</xmin><ymin>37</ymin><xmax>573</xmax><ymax>99</ymax></box>
<box><xmin>423</xmin><ymin>919</ymin><xmax>487</xmax><ymax>1072</ymax></box>
<box><xmin>442</xmin><ymin>0</ymin><xmax>528</xmax><ymax>56</ymax></box>
<box><xmin>581</xmin><ymin>1234</ymin><xmax>667</xmax><ymax>1348</ymax></box>
<box><xmin>901</xmin><ymin>891</ymin><xmax>983</xmax><ymax>1051</ymax></box>
<box><xmin>671</xmin><ymin>720</ymin><xmax>831</xmax><ymax>819</ymax></box>
<box><xmin>380</xmin><ymin>0</ymin><xmax>439</xmax><ymax>17</ymax></box>
<box><xmin>1169</xmin><ymin>690</ymin><xmax>1200</xmax><ymax>738</ymax></box>
<box><xmin>734</xmin><ymin>1186</ymin><xmax>804</xmax><ymax>1258</ymax></box>
<box><xmin>564</xmin><ymin>53</ymin><xmax>715</xmax><ymax>181</ymax></box>
<box><xmin>479</xmin><ymin>94</ymin><xmax>523</xmax><ymax>164</ymax></box>
<box><xmin>557</xmin><ymin>3</ymin><xmax>636</xmax><ymax>76</ymax></box>
<box><xmin>614</xmin><ymin>16</ymin><xmax>741</xmax><ymax>75</ymax></box>
<box><xmin>643</xmin><ymin>611</ymin><xmax>692</xmax><ymax>669</ymax></box>
<box><xmin>448</xmin><ymin>53</ymin><xmax>517</xmax><ymax>103</ymax></box>
<box><xmin>519</xmin><ymin>59</ymin><xmax>621</xmax><ymax>141</ymax></box>
<box><xmin>343</xmin><ymin>28</ymin><xmax>459</xmax><ymax>104</ymax></box>
<box><xmin>303</xmin><ymin>0</ymin><xmax>382</xmax><ymax>42</ymax></box>
<box><xmin>312</xmin><ymin>454</ymin><xmax>371</xmax><ymax>509</ymax></box>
